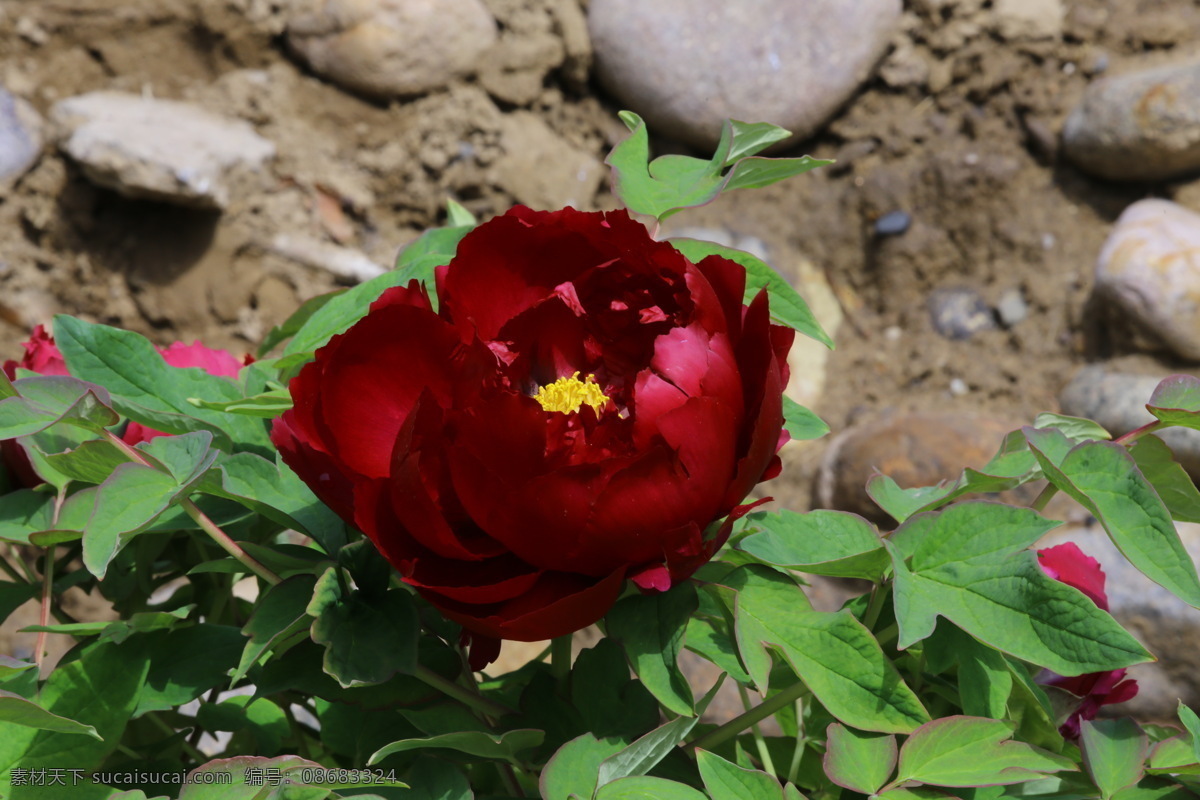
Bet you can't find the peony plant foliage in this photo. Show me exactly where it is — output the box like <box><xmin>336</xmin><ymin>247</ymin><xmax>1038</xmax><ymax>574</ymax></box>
<box><xmin>1</xmin><ymin>112</ymin><xmax>1199</xmax><ymax>800</ymax></box>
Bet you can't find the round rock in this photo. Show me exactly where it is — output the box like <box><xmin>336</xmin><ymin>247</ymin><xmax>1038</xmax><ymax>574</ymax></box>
<box><xmin>588</xmin><ymin>0</ymin><xmax>901</xmax><ymax>150</ymax></box>
<box><xmin>1094</xmin><ymin>199</ymin><xmax>1200</xmax><ymax>360</ymax></box>
<box><xmin>0</xmin><ymin>88</ymin><xmax>43</xmax><ymax>189</ymax></box>
<box><xmin>51</xmin><ymin>92</ymin><xmax>275</xmax><ymax>210</ymax></box>
<box><xmin>927</xmin><ymin>286</ymin><xmax>996</xmax><ymax>340</ymax></box>
<box><xmin>286</xmin><ymin>0</ymin><xmax>497</xmax><ymax>98</ymax></box>
<box><xmin>1063</xmin><ymin>58</ymin><xmax>1200</xmax><ymax>181</ymax></box>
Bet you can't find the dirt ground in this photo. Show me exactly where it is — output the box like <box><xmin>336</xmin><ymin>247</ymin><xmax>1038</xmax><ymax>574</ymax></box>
<box><xmin>3</xmin><ymin>2</ymin><xmax>1200</xmax><ymax>515</ymax></box>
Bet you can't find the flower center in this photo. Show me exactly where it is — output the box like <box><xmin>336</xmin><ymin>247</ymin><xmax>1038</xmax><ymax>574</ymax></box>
<box><xmin>534</xmin><ymin>372</ymin><xmax>609</xmax><ymax>415</ymax></box>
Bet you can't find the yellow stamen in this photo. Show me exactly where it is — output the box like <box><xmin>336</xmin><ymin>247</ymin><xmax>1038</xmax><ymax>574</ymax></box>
<box><xmin>534</xmin><ymin>372</ymin><xmax>609</xmax><ymax>415</ymax></box>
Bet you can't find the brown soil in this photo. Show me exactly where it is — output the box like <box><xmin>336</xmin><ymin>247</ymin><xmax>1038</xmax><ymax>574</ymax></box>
<box><xmin>2</xmin><ymin>0</ymin><xmax>1200</xmax><ymax>500</ymax></box>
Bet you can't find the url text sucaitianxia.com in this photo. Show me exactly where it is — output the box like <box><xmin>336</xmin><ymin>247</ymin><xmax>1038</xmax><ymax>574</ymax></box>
<box><xmin>8</xmin><ymin>768</ymin><xmax>234</xmax><ymax>787</ymax></box>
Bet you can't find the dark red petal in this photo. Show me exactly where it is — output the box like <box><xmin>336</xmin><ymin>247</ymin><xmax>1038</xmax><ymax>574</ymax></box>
<box><xmin>271</xmin><ymin>411</ymin><xmax>358</xmax><ymax>524</ymax></box>
<box><xmin>464</xmin><ymin>633</ymin><xmax>502</xmax><ymax>671</ymax></box>
<box><xmin>691</xmin><ymin>255</ymin><xmax>747</xmax><ymax>342</ymax></box>
<box><xmin>404</xmin><ymin>554</ymin><xmax>541</xmax><ymax>604</ymax></box>
<box><xmin>317</xmin><ymin>304</ymin><xmax>459</xmax><ymax>478</ymax></box>
<box><xmin>369</xmin><ymin>279</ymin><xmax>435</xmax><ymax>313</ymax></box>
<box><xmin>387</xmin><ymin>395</ymin><xmax>505</xmax><ymax>561</ymax></box>
<box><xmin>428</xmin><ymin>568</ymin><xmax>626</xmax><ymax>642</ymax></box>
<box><xmin>1037</xmin><ymin>543</ymin><xmax>1109</xmax><ymax>610</ymax></box>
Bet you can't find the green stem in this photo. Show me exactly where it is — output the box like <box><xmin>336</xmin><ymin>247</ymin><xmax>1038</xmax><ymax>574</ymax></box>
<box><xmin>414</xmin><ymin>664</ymin><xmax>515</xmax><ymax>718</ymax></box>
<box><xmin>34</xmin><ymin>546</ymin><xmax>55</xmax><ymax>670</ymax></box>
<box><xmin>100</xmin><ymin>429</ymin><xmax>282</xmax><ymax>586</ymax></box>
<box><xmin>737</xmin><ymin>683</ymin><xmax>776</xmax><ymax>775</ymax></box>
<box><xmin>496</xmin><ymin>763</ymin><xmax>525</xmax><ymax>797</ymax></box>
<box><xmin>1115</xmin><ymin>419</ymin><xmax>1165</xmax><ymax>445</ymax></box>
<box><xmin>1030</xmin><ymin>483</ymin><xmax>1058</xmax><ymax>513</ymax></box>
<box><xmin>551</xmin><ymin>635</ymin><xmax>572</xmax><ymax>688</ymax></box>
<box><xmin>862</xmin><ymin>583</ymin><xmax>888</xmax><ymax>631</ymax></box>
<box><xmin>786</xmin><ymin>696</ymin><xmax>806</xmax><ymax>786</ymax></box>
<box><xmin>689</xmin><ymin>681</ymin><xmax>807</xmax><ymax>753</ymax></box>
<box><xmin>182</xmin><ymin>498</ymin><xmax>282</xmax><ymax>586</ymax></box>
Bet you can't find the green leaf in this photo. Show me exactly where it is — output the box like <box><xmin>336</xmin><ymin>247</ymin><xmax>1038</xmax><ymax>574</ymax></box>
<box><xmin>445</xmin><ymin>198</ymin><xmax>476</xmax><ymax>227</ymax></box>
<box><xmin>0</xmin><ymin>376</ymin><xmax>118</xmax><ymax>438</ymax></box>
<box><xmin>669</xmin><ymin>238</ymin><xmax>832</xmax><ymax>347</ymax></box>
<box><xmin>41</xmin><ymin>439</ymin><xmax>126</xmax><ymax>485</ymax></box>
<box><xmin>823</xmin><ymin>723</ymin><xmax>897</xmax><ymax>794</ymax></box>
<box><xmin>684</xmin><ymin>615</ymin><xmax>751</xmax><ymax>684</ymax></box>
<box><xmin>258</xmin><ymin>289</ymin><xmax>344</xmax><ymax>357</ymax></box>
<box><xmin>81</xmin><ymin>463</ymin><xmax>181</xmax><ymax>578</ymax></box>
<box><xmin>176</xmin><ymin>755</ymin><xmax>326</xmax><ymax>800</ymax></box>
<box><xmin>1148</xmin><ymin>736</ymin><xmax>1200</xmax><ymax>774</ymax></box>
<box><xmin>0</xmin><ymin>691</ymin><xmax>102</xmax><ymax>739</ymax></box>
<box><xmin>596</xmin><ymin>776</ymin><xmax>708</xmax><ymax>800</ymax></box>
<box><xmin>944</xmin><ymin>626</ymin><xmax>1012</xmax><ymax>720</ymax></box>
<box><xmin>369</xmin><ymin>729</ymin><xmax>544</xmax><ymax>764</ymax></box>
<box><xmin>0</xmin><ymin>656</ymin><xmax>36</xmax><ymax>681</ymax></box>
<box><xmin>310</xmin><ymin>575</ymin><xmax>420</xmax><ymax>687</ymax></box>
<box><xmin>782</xmin><ymin>396</ymin><xmax>829</xmax><ymax>442</ymax></box>
<box><xmin>138</xmin><ymin>430</ymin><xmax>217</xmax><ymax>486</ymax></box>
<box><xmin>1179</xmin><ymin>702</ymin><xmax>1200</xmax><ymax>764</ymax></box>
<box><xmin>894</xmin><ymin>716</ymin><xmax>1076</xmax><ymax>787</ymax></box>
<box><xmin>595</xmin><ymin>712</ymin><xmax>702</xmax><ymax>789</ymax></box>
<box><xmin>187</xmin><ymin>387</ymin><xmax>293</xmax><ymax>417</ymax></box>
<box><xmin>1080</xmin><ymin>718</ymin><xmax>1148</xmax><ymax>799</ymax></box>
<box><xmin>570</xmin><ymin>639</ymin><xmax>662</xmax><ymax>740</ymax></box>
<box><xmin>866</xmin><ymin>476</ymin><xmax>956</xmax><ymax>525</ymax></box>
<box><xmin>0</xmin><ymin>639</ymin><xmax>150</xmax><ymax>776</ymax></box>
<box><xmin>197</xmin><ymin>453</ymin><xmax>345</xmax><ymax>553</ymax></box>
<box><xmin>1147</xmin><ymin>374</ymin><xmax>1200</xmax><ymax>429</ymax></box>
<box><xmin>232</xmin><ymin>574</ymin><xmax>318</xmax><ymax>684</ymax></box>
<box><xmin>134</xmin><ymin>625</ymin><xmax>246</xmax><ymax>715</ymax></box>
<box><xmin>608</xmin><ymin>112</ymin><xmax>830</xmax><ymax>221</ymax></box>
<box><xmin>284</xmin><ymin>271</ymin><xmax>427</xmax><ymax>358</ymax></box>
<box><xmin>0</xmin><ymin>489</ymin><xmax>54</xmax><ymax>544</ymax></box>
<box><xmin>696</xmin><ymin>749</ymin><xmax>783</xmax><ymax>800</ymax></box>
<box><xmin>53</xmin><ymin>316</ymin><xmax>266</xmax><ymax>451</ymax></box>
<box><xmin>736</xmin><ymin>510</ymin><xmax>888</xmax><ymax>579</ymax></box>
<box><xmin>607</xmin><ymin>583</ymin><xmax>697</xmax><ymax>716</ymax></box>
<box><xmin>1027</xmin><ymin>438</ymin><xmax>1200</xmax><ymax>608</ymax></box>
<box><xmin>887</xmin><ymin>502</ymin><xmax>1151</xmax><ymax>674</ymax></box>
<box><xmin>867</xmin><ymin>430</ymin><xmax>1042</xmax><ymax>524</ymax></box>
<box><xmin>723</xmin><ymin>564</ymin><xmax>929</xmax><ymax>733</ymax></box>
<box><xmin>1130</xmin><ymin>436</ymin><xmax>1200</xmax><ymax>523</ymax></box>
<box><xmin>1032</xmin><ymin>412</ymin><xmax>1112</xmax><ymax>442</ymax></box>
<box><xmin>722</xmin><ymin>121</ymin><xmax>792</xmax><ymax>164</ymax></box>
<box><xmin>540</xmin><ymin>733</ymin><xmax>627</xmax><ymax>800</ymax></box>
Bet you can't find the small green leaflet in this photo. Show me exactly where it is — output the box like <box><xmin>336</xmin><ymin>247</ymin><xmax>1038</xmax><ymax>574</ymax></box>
<box><xmin>608</xmin><ymin>112</ymin><xmax>831</xmax><ymax>221</ymax></box>
<box><xmin>1147</xmin><ymin>374</ymin><xmax>1200</xmax><ymax>430</ymax></box>
<box><xmin>893</xmin><ymin>716</ymin><xmax>1075</xmax><ymax>788</ymax></box>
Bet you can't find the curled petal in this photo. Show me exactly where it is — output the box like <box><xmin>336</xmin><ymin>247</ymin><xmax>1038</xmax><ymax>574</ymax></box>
<box><xmin>1037</xmin><ymin>543</ymin><xmax>1109</xmax><ymax>610</ymax></box>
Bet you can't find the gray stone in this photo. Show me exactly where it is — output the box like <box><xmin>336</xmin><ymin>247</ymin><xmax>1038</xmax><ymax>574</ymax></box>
<box><xmin>51</xmin><ymin>92</ymin><xmax>275</xmax><ymax>210</ymax></box>
<box><xmin>875</xmin><ymin>210</ymin><xmax>912</xmax><ymax>237</ymax></box>
<box><xmin>0</xmin><ymin>89</ymin><xmax>43</xmax><ymax>190</ymax></box>
<box><xmin>1094</xmin><ymin>199</ymin><xmax>1200</xmax><ymax>360</ymax></box>
<box><xmin>928</xmin><ymin>286</ymin><xmax>996</xmax><ymax>340</ymax></box>
<box><xmin>990</xmin><ymin>0</ymin><xmax>1063</xmax><ymax>41</ymax></box>
<box><xmin>588</xmin><ymin>0</ymin><xmax>901</xmax><ymax>150</ymax></box>
<box><xmin>995</xmin><ymin>288</ymin><xmax>1029</xmax><ymax>327</ymax></box>
<box><xmin>286</xmin><ymin>0</ymin><xmax>497</xmax><ymax>98</ymax></box>
<box><xmin>1063</xmin><ymin>58</ymin><xmax>1200</xmax><ymax>181</ymax></box>
<box><xmin>1059</xmin><ymin>365</ymin><xmax>1200</xmax><ymax>477</ymax></box>
<box><xmin>1037</xmin><ymin>523</ymin><xmax>1200</xmax><ymax>719</ymax></box>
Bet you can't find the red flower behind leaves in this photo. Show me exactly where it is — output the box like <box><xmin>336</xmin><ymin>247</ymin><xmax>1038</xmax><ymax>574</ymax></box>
<box><xmin>1037</xmin><ymin>542</ymin><xmax>1139</xmax><ymax>738</ymax></box>
<box><xmin>2</xmin><ymin>326</ymin><xmax>248</xmax><ymax>486</ymax></box>
<box><xmin>273</xmin><ymin>206</ymin><xmax>794</xmax><ymax>653</ymax></box>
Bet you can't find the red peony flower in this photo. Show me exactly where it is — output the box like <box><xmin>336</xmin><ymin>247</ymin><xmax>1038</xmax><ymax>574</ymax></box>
<box><xmin>3</xmin><ymin>328</ymin><xmax>249</xmax><ymax>486</ymax></box>
<box><xmin>272</xmin><ymin>206</ymin><xmax>794</xmax><ymax>651</ymax></box>
<box><xmin>1036</xmin><ymin>542</ymin><xmax>1139</xmax><ymax>738</ymax></box>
